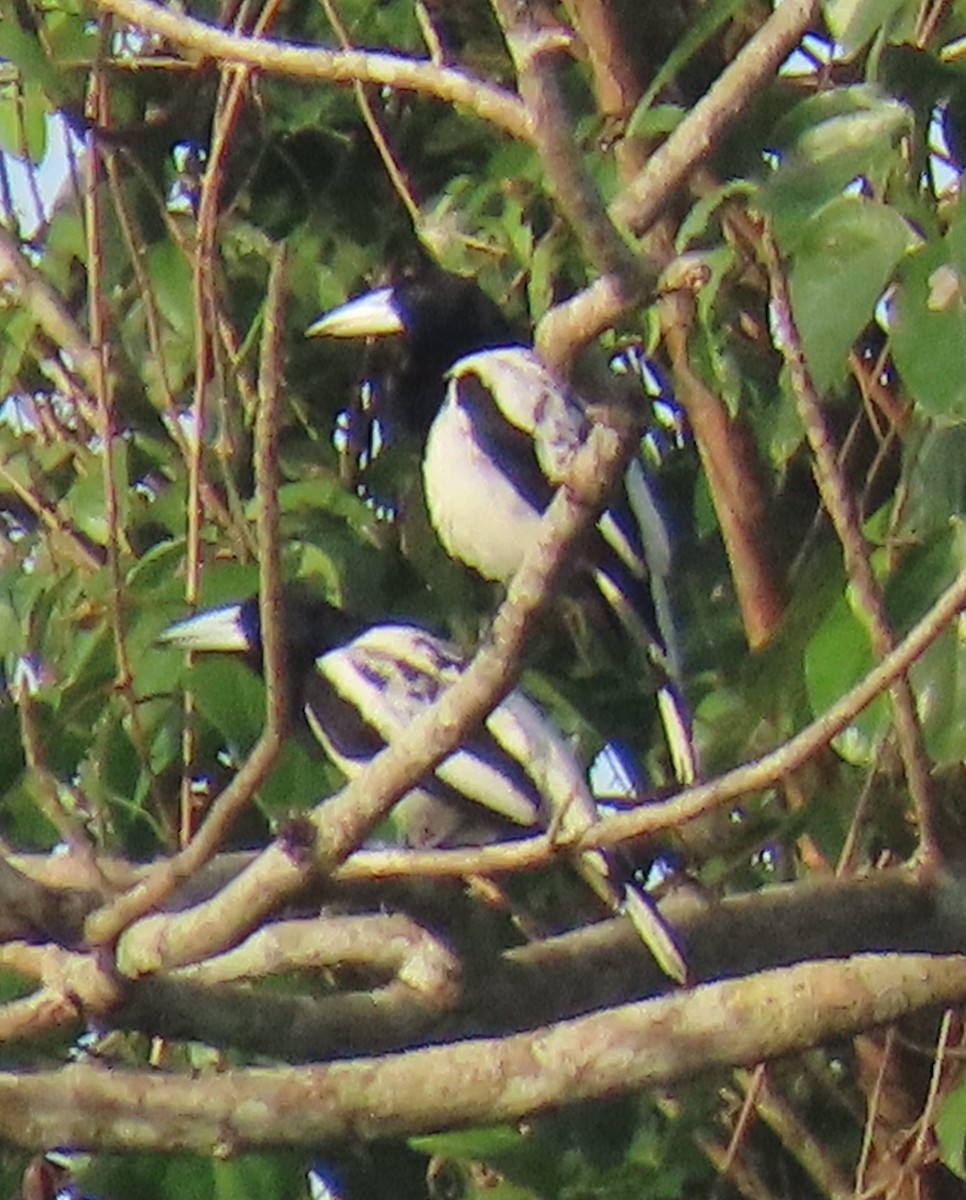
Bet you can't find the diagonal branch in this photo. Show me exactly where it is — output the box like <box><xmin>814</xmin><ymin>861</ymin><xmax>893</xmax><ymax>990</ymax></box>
<box><xmin>538</xmin><ymin>0</ymin><xmax>820</xmax><ymax>354</ymax></box>
<box><xmin>491</xmin><ymin>0</ymin><xmax>650</xmax><ymax>344</ymax></box>
<box><xmin>761</xmin><ymin>231</ymin><xmax>939</xmax><ymax>866</ymax></box>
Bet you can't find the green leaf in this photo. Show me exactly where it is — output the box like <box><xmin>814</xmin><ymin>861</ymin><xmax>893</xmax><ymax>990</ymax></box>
<box><xmin>763</xmin><ymin>88</ymin><xmax>911</xmax><ymax>243</ymax></box>
<box><xmin>66</xmin><ymin>439</ymin><xmax>130</xmax><ymax>545</ymax></box>
<box><xmin>788</xmin><ymin>196</ymin><xmax>913</xmax><ymax>391</ymax></box>
<box><xmin>626</xmin><ymin>103</ymin><xmax>685</xmax><ymax>141</ymax></box>
<box><xmin>824</xmin><ymin>0</ymin><xmax>905</xmax><ymax>55</ymax></box>
<box><xmin>937</xmin><ymin>1075</ymin><xmax>966</xmax><ymax>1178</ymax></box>
<box><xmin>0</xmin><ymin>15</ymin><xmax>65</xmax><ymax>107</ymax></box>
<box><xmin>893</xmin><ymin>193</ymin><xmax>966</xmax><ymax>421</ymax></box>
<box><xmin>20</xmin><ymin>78</ymin><xmax>48</xmax><ymax>162</ymax></box>
<box><xmin>187</xmin><ymin>656</ymin><xmax>264</xmax><ymax>749</ymax></box>
<box><xmin>147</xmin><ymin>240</ymin><xmax>195</xmax><ymax>337</ymax></box>
<box><xmin>803</xmin><ymin>591</ymin><xmax>887</xmax><ymax>764</ymax></box>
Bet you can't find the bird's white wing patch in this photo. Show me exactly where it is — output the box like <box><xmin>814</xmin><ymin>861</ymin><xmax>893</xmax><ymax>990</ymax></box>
<box><xmin>448</xmin><ymin>347</ymin><xmax>588</xmax><ymax>485</ymax></box>
<box><xmin>624</xmin><ymin>459</ymin><xmax>672</xmax><ymax>579</ymax></box>
<box><xmin>316</xmin><ymin>625</ymin><xmax>539</xmax><ymax>826</ymax></box>
<box><xmin>423</xmin><ymin>400</ymin><xmax>544</xmax><ymax>580</ymax></box>
<box><xmin>484</xmin><ymin>692</ymin><xmax>598</xmax><ymax>838</ymax></box>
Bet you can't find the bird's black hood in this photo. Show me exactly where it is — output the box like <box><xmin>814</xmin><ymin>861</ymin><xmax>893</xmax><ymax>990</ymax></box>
<box><xmin>308</xmin><ymin>266</ymin><xmax>521</xmax><ymax>435</ymax></box>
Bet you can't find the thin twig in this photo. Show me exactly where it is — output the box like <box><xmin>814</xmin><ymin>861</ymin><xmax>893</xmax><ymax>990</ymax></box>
<box><xmin>320</xmin><ymin>0</ymin><xmax>422</xmax><ymax>229</ymax></box>
<box><xmin>255</xmin><ymin>245</ymin><xmax>289</xmax><ymax>743</ymax></box>
<box><xmin>761</xmin><ymin>230</ymin><xmax>940</xmax><ymax>867</ymax></box>
<box><xmin>0</xmin><ymin>460</ymin><xmax>104</xmax><ymax>573</ymax></box>
<box><xmin>734</xmin><ymin>1068</ymin><xmax>855</xmax><ymax>1198</ymax></box>
<box><xmin>85</xmin><ymin>248</ymin><xmax>292</xmax><ymax>949</ymax></box>
<box><xmin>83</xmin><ymin>21</ymin><xmax>168</xmax><ymax>827</ymax></box>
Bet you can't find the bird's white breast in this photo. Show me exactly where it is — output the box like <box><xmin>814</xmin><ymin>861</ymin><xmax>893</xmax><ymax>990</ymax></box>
<box><xmin>423</xmin><ymin>399</ymin><xmax>544</xmax><ymax>580</ymax></box>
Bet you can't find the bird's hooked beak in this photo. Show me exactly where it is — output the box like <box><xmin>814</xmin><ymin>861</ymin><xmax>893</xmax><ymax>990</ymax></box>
<box><xmin>306</xmin><ymin>286</ymin><xmax>404</xmax><ymax>339</ymax></box>
<box><xmin>159</xmin><ymin>604</ymin><xmax>252</xmax><ymax>653</ymax></box>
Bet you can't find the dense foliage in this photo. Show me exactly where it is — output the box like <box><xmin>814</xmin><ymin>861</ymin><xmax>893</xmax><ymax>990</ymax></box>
<box><xmin>4</xmin><ymin>0</ymin><xmax>966</xmax><ymax>1196</ymax></box>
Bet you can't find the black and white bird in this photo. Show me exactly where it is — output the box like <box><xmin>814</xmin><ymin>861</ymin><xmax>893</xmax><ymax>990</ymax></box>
<box><xmin>307</xmin><ymin>267</ymin><xmax>695</xmax><ymax>784</ymax></box>
<box><xmin>161</xmin><ymin>590</ymin><xmax>603</xmax><ymax>850</ymax></box>
<box><xmin>162</xmin><ymin>588</ymin><xmax>689</xmax><ymax>981</ymax></box>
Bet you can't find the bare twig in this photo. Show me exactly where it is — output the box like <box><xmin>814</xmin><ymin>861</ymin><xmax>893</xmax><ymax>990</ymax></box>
<box><xmin>0</xmin><ymin>460</ymin><xmax>104</xmax><ymax>573</ymax></box>
<box><xmin>762</xmin><ymin>231</ymin><xmax>939</xmax><ymax>866</ymax></box>
<box><xmin>254</xmin><ymin>243</ymin><xmax>289</xmax><ymax>742</ymax></box>
<box><xmin>85</xmin><ymin>249</ymin><xmax>292</xmax><ymax>948</ymax></box>
<box><xmin>734</xmin><ymin>1068</ymin><xmax>855</xmax><ymax>1198</ymax></box>
<box><xmin>83</xmin><ymin>23</ymin><xmax>170</xmax><ymax>826</ymax></box>
<box><xmin>560</xmin><ymin>0</ymin><xmax>643</xmax><ymax>119</ymax></box>
<box><xmin>320</xmin><ymin>0</ymin><xmax>422</xmax><ymax>229</ymax></box>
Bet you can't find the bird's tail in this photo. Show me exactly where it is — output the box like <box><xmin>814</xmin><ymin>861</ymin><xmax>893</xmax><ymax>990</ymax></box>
<box><xmin>591</xmin><ymin>566</ymin><xmax>697</xmax><ymax>786</ymax></box>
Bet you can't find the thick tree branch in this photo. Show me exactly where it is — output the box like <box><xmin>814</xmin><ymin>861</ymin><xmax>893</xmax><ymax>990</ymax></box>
<box><xmin>104</xmin><ymin>868</ymin><xmax>966</xmax><ymax>1061</ymax></box>
<box><xmin>92</xmin><ymin>0</ymin><xmax>531</xmax><ymax>142</ymax></box>
<box><xmin>2</xmin><ymin>952</ymin><xmax>966</xmax><ymax>1153</ymax></box>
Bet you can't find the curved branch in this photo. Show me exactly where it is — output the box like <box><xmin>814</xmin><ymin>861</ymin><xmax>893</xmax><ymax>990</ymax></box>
<box><xmin>92</xmin><ymin>0</ymin><xmax>531</xmax><ymax>142</ymax></box>
<box><xmin>105</xmin><ymin>867</ymin><xmax>966</xmax><ymax>1061</ymax></box>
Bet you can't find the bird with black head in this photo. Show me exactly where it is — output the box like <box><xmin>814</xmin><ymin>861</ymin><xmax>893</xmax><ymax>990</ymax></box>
<box><xmin>308</xmin><ymin>265</ymin><xmax>695</xmax><ymax>785</ymax></box>
<box><xmin>162</xmin><ymin>587</ymin><xmax>688</xmax><ymax>980</ymax></box>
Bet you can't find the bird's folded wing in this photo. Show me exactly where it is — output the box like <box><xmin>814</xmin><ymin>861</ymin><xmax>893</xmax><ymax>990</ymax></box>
<box><xmin>447</xmin><ymin>347</ymin><xmax>588</xmax><ymax>486</ymax></box>
<box><xmin>314</xmin><ymin>627</ymin><xmax>541</xmax><ymax>827</ymax></box>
